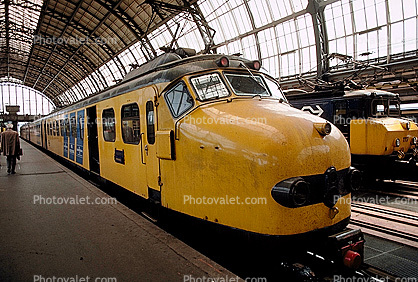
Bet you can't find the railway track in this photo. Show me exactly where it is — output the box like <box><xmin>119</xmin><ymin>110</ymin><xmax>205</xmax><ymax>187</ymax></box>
<box><xmin>349</xmin><ymin>201</ymin><xmax>418</xmax><ymax>248</ymax></box>
<box><xmin>364</xmin><ymin>180</ymin><xmax>418</xmax><ymax>200</ymax></box>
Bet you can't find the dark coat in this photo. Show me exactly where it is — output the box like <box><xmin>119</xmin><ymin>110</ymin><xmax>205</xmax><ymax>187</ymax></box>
<box><xmin>1</xmin><ymin>129</ymin><xmax>20</xmax><ymax>156</ymax></box>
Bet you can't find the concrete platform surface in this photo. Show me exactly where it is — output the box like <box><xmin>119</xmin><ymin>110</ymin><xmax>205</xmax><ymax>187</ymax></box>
<box><xmin>0</xmin><ymin>140</ymin><xmax>238</xmax><ymax>282</ymax></box>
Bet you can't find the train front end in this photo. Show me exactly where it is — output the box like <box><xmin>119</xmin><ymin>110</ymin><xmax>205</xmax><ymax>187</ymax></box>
<box><xmin>160</xmin><ymin>55</ymin><xmax>364</xmax><ymax>270</ymax></box>
<box><xmin>349</xmin><ymin>91</ymin><xmax>418</xmax><ymax>167</ymax></box>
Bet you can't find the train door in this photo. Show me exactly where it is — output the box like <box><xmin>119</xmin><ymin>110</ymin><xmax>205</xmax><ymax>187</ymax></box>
<box><xmin>76</xmin><ymin>110</ymin><xmax>85</xmax><ymax>165</ymax></box>
<box><xmin>63</xmin><ymin>115</ymin><xmax>69</xmax><ymax>158</ymax></box>
<box><xmin>144</xmin><ymin>100</ymin><xmax>160</xmax><ymax>192</ymax></box>
<box><xmin>69</xmin><ymin>112</ymin><xmax>76</xmax><ymax>161</ymax></box>
<box><xmin>87</xmin><ymin>106</ymin><xmax>100</xmax><ymax>174</ymax></box>
<box><xmin>42</xmin><ymin>121</ymin><xmax>48</xmax><ymax>150</ymax></box>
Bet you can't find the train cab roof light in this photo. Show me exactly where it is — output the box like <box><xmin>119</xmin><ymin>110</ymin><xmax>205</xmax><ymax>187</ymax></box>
<box><xmin>314</xmin><ymin>122</ymin><xmax>332</xmax><ymax>136</ymax></box>
<box><xmin>216</xmin><ymin>57</ymin><xmax>229</xmax><ymax>67</ymax></box>
<box><xmin>244</xmin><ymin>60</ymin><xmax>261</xmax><ymax>71</ymax></box>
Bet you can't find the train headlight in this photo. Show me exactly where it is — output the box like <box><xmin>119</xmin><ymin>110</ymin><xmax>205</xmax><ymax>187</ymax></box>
<box><xmin>402</xmin><ymin>121</ymin><xmax>411</xmax><ymax>130</ymax></box>
<box><xmin>394</xmin><ymin>138</ymin><xmax>401</xmax><ymax>147</ymax></box>
<box><xmin>411</xmin><ymin>137</ymin><xmax>418</xmax><ymax>145</ymax></box>
<box><xmin>314</xmin><ymin>122</ymin><xmax>332</xmax><ymax>136</ymax></box>
<box><xmin>271</xmin><ymin>177</ymin><xmax>310</xmax><ymax>208</ymax></box>
<box><xmin>347</xmin><ymin>167</ymin><xmax>362</xmax><ymax>191</ymax></box>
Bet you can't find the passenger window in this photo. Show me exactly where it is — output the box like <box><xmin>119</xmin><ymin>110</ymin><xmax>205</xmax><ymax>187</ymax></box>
<box><xmin>65</xmin><ymin>118</ymin><xmax>70</xmax><ymax>137</ymax></box>
<box><xmin>55</xmin><ymin>121</ymin><xmax>59</xmax><ymax>136</ymax></box>
<box><xmin>146</xmin><ymin>101</ymin><xmax>155</xmax><ymax>144</ymax></box>
<box><xmin>78</xmin><ymin>114</ymin><xmax>84</xmax><ymax>139</ymax></box>
<box><xmin>164</xmin><ymin>82</ymin><xmax>194</xmax><ymax>118</ymax></box>
<box><xmin>70</xmin><ymin>116</ymin><xmax>77</xmax><ymax>138</ymax></box>
<box><xmin>102</xmin><ymin>108</ymin><xmax>116</xmax><ymax>142</ymax></box>
<box><xmin>121</xmin><ymin>103</ymin><xmax>141</xmax><ymax>144</ymax></box>
<box><xmin>60</xmin><ymin>120</ymin><xmax>64</xmax><ymax>136</ymax></box>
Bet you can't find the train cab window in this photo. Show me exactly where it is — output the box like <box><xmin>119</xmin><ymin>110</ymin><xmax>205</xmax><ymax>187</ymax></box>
<box><xmin>224</xmin><ymin>73</ymin><xmax>269</xmax><ymax>96</ymax></box>
<box><xmin>52</xmin><ymin>122</ymin><xmax>56</xmax><ymax>136</ymax></box>
<box><xmin>389</xmin><ymin>100</ymin><xmax>401</xmax><ymax>117</ymax></box>
<box><xmin>102</xmin><ymin>108</ymin><xmax>116</xmax><ymax>142</ymax></box>
<box><xmin>264</xmin><ymin>77</ymin><xmax>287</xmax><ymax>101</ymax></box>
<box><xmin>121</xmin><ymin>103</ymin><xmax>141</xmax><ymax>144</ymax></box>
<box><xmin>70</xmin><ymin>116</ymin><xmax>77</xmax><ymax>138</ymax></box>
<box><xmin>371</xmin><ymin>98</ymin><xmax>389</xmax><ymax>117</ymax></box>
<box><xmin>190</xmin><ymin>73</ymin><xmax>229</xmax><ymax>101</ymax></box>
<box><xmin>60</xmin><ymin>120</ymin><xmax>64</xmax><ymax>136</ymax></box>
<box><xmin>165</xmin><ymin>82</ymin><xmax>194</xmax><ymax>117</ymax></box>
<box><xmin>146</xmin><ymin>101</ymin><xmax>155</xmax><ymax>144</ymax></box>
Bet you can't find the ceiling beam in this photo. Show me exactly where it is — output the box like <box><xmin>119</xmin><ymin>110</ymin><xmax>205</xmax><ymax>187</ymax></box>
<box><xmin>4</xmin><ymin>0</ymin><xmax>10</xmax><ymax>80</ymax></box>
<box><xmin>32</xmin><ymin>0</ymin><xmax>85</xmax><ymax>88</ymax></box>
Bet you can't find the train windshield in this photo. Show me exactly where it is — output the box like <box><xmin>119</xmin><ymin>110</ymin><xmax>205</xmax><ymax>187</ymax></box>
<box><xmin>224</xmin><ymin>72</ymin><xmax>287</xmax><ymax>101</ymax></box>
<box><xmin>190</xmin><ymin>73</ymin><xmax>230</xmax><ymax>101</ymax></box>
<box><xmin>371</xmin><ymin>97</ymin><xmax>400</xmax><ymax>117</ymax></box>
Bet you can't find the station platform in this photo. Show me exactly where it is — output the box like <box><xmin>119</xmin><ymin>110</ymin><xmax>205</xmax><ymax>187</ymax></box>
<box><xmin>0</xmin><ymin>140</ymin><xmax>237</xmax><ymax>281</ymax></box>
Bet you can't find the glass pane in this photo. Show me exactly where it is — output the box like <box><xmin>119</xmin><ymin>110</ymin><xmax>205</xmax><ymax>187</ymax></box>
<box><xmin>190</xmin><ymin>73</ymin><xmax>229</xmax><ymax>100</ymax></box>
<box><xmin>224</xmin><ymin>73</ymin><xmax>269</xmax><ymax>96</ymax></box>
<box><xmin>102</xmin><ymin>108</ymin><xmax>116</xmax><ymax>142</ymax></box>
<box><xmin>121</xmin><ymin>103</ymin><xmax>140</xmax><ymax>144</ymax></box>
<box><xmin>165</xmin><ymin>82</ymin><xmax>194</xmax><ymax>117</ymax></box>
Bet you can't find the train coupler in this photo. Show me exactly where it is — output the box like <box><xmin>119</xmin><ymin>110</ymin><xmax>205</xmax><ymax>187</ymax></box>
<box><xmin>326</xmin><ymin>228</ymin><xmax>365</xmax><ymax>270</ymax></box>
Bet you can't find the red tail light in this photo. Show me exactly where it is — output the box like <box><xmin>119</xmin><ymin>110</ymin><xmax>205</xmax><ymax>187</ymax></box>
<box><xmin>216</xmin><ymin>57</ymin><xmax>229</xmax><ymax>67</ymax></box>
<box><xmin>343</xmin><ymin>250</ymin><xmax>362</xmax><ymax>269</ymax></box>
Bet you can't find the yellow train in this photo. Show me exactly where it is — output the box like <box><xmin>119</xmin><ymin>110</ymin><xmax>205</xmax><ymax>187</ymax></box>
<box><xmin>287</xmin><ymin>89</ymin><xmax>418</xmax><ymax>179</ymax></box>
<box><xmin>21</xmin><ymin>50</ymin><xmax>364</xmax><ymax>270</ymax></box>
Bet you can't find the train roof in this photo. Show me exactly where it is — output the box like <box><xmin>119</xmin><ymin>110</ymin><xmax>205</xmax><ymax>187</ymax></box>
<box><xmin>287</xmin><ymin>88</ymin><xmax>399</xmax><ymax>101</ymax></box>
<box><xmin>343</xmin><ymin>89</ymin><xmax>399</xmax><ymax>98</ymax></box>
<box><xmin>45</xmin><ymin>50</ymin><xmax>258</xmax><ymax>118</ymax></box>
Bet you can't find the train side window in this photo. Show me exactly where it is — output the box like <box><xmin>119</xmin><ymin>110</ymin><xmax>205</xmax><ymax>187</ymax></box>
<box><xmin>164</xmin><ymin>82</ymin><xmax>194</xmax><ymax>118</ymax></box>
<box><xmin>55</xmin><ymin>121</ymin><xmax>59</xmax><ymax>136</ymax></box>
<box><xmin>146</xmin><ymin>101</ymin><xmax>155</xmax><ymax>144</ymax></box>
<box><xmin>70</xmin><ymin>116</ymin><xmax>77</xmax><ymax>138</ymax></box>
<box><xmin>65</xmin><ymin>118</ymin><xmax>70</xmax><ymax>137</ymax></box>
<box><xmin>60</xmin><ymin>120</ymin><xmax>64</xmax><ymax>136</ymax></box>
<box><xmin>53</xmin><ymin>121</ymin><xmax>56</xmax><ymax>136</ymax></box>
<box><xmin>121</xmin><ymin>103</ymin><xmax>140</xmax><ymax>144</ymax></box>
<box><xmin>102</xmin><ymin>108</ymin><xmax>116</xmax><ymax>142</ymax></box>
<box><xmin>78</xmin><ymin>114</ymin><xmax>84</xmax><ymax>140</ymax></box>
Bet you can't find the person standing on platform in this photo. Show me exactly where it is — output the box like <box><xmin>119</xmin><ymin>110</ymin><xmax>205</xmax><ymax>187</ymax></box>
<box><xmin>0</xmin><ymin>123</ymin><xmax>20</xmax><ymax>175</ymax></box>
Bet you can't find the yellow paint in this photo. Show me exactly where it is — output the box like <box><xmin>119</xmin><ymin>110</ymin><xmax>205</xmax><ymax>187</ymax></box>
<box><xmin>350</xmin><ymin>117</ymin><xmax>418</xmax><ymax>155</ymax></box>
<box><xmin>156</xmin><ymin>130</ymin><xmax>174</xmax><ymax>160</ymax></box>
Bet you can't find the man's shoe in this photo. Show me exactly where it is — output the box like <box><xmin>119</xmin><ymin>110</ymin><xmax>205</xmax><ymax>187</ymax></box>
<box><xmin>11</xmin><ymin>171</ymin><xmax>16</xmax><ymax>174</ymax></box>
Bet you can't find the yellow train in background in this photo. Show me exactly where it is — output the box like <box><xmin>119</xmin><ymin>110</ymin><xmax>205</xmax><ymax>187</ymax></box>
<box><xmin>287</xmin><ymin>89</ymin><xmax>418</xmax><ymax>180</ymax></box>
<box><xmin>21</xmin><ymin>49</ymin><xmax>364</xmax><ymax>271</ymax></box>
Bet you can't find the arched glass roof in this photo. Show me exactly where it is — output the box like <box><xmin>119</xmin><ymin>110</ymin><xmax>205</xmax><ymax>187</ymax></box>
<box><xmin>0</xmin><ymin>81</ymin><xmax>54</xmax><ymax>116</ymax></box>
